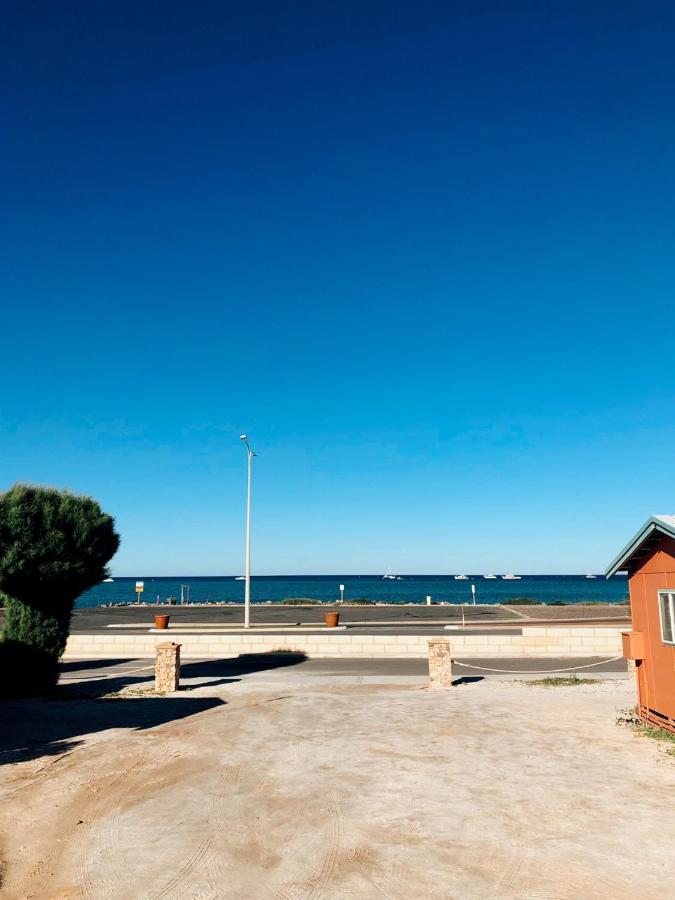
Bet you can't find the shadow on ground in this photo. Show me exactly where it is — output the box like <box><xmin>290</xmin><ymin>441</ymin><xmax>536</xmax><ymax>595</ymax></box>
<box><xmin>180</xmin><ymin>652</ymin><xmax>308</xmax><ymax>679</ymax></box>
<box><xmin>0</xmin><ymin>652</ymin><xmax>308</xmax><ymax>767</ymax></box>
<box><xmin>0</xmin><ymin>695</ymin><xmax>225</xmax><ymax>768</ymax></box>
<box><xmin>60</xmin><ymin>658</ymin><xmax>136</xmax><ymax>672</ymax></box>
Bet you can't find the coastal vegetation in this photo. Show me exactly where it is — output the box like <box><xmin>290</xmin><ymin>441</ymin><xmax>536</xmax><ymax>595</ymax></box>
<box><xmin>501</xmin><ymin>597</ymin><xmax>542</xmax><ymax>605</ymax></box>
<box><xmin>281</xmin><ymin>597</ymin><xmax>323</xmax><ymax>605</ymax></box>
<box><xmin>0</xmin><ymin>484</ymin><xmax>119</xmax><ymax>694</ymax></box>
<box><xmin>281</xmin><ymin>597</ymin><xmax>375</xmax><ymax>605</ymax></box>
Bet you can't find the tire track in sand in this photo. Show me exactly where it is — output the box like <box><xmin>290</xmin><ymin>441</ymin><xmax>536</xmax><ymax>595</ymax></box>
<box><xmin>76</xmin><ymin>759</ymin><xmax>148</xmax><ymax>899</ymax></box>
<box><xmin>276</xmin><ymin>792</ymin><xmax>342</xmax><ymax>900</ymax></box>
<box><xmin>149</xmin><ymin>834</ymin><xmax>214</xmax><ymax>900</ymax></box>
<box><xmin>0</xmin><ymin>746</ymin><xmax>86</xmax><ymax>801</ymax></box>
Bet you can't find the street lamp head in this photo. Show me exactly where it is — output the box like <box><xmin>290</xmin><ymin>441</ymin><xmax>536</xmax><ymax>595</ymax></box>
<box><xmin>240</xmin><ymin>434</ymin><xmax>247</xmax><ymax>440</ymax></box>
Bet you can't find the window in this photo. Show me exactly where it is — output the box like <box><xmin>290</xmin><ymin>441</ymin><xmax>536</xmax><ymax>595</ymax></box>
<box><xmin>658</xmin><ymin>592</ymin><xmax>675</xmax><ymax>645</ymax></box>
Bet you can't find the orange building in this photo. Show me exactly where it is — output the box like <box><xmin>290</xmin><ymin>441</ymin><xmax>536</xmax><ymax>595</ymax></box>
<box><xmin>607</xmin><ymin>515</ymin><xmax>675</xmax><ymax>733</ymax></box>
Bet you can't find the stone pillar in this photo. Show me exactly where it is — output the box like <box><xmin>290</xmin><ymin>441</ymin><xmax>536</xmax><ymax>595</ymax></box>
<box><xmin>155</xmin><ymin>642</ymin><xmax>181</xmax><ymax>693</ymax></box>
<box><xmin>428</xmin><ymin>639</ymin><xmax>453</xmax><ymax>688</ymax></box>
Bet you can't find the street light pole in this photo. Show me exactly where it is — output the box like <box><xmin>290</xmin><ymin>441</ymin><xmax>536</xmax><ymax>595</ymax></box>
<box><xmin>240</xmin><ymin>435</ymin><xmax>256</xmax><ymax>628</ymax></box>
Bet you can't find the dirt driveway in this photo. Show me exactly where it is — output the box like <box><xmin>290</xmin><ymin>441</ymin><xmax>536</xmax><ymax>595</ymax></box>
<box><xmin>1</xmin><ymin>676</ymin><xmax>673</xmax><ymax>899</ymax></box>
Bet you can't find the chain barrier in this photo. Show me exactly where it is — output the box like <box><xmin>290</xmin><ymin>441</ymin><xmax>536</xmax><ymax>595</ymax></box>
<box><xmin>451</xmin><ymin>655</ymin><xmax>625</xmax><ymax>676</ymax></box>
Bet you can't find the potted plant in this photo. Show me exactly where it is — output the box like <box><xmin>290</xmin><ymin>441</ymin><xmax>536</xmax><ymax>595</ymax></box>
<box><xmin>154</xmin><ymin>614</ymin><xmax>170</xmax><ymax>630</ymax></box>
<box><xmin>324</xmin><ymin>611</ymin><xmax>340</xmax><ymax>628</ymax></box>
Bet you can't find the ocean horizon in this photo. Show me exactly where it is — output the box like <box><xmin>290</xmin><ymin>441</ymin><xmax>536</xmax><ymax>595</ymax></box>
<box><xmin>79</xmin><ymin>573</ymin><xmax>629</xmax><ymax>608</ymax></box>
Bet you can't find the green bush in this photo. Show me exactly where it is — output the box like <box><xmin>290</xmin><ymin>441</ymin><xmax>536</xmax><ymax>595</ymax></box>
<box><xmin>501</xmin><ymin>597</ymin><xmax>542</xmax><ymax>606</ymax></box>
<box><xmin>0</xmin><ymin>484</ymin><xmax>120</xmax><ymax>694</ymax></box>
<box><xmin>281</xmin><ymin>597</ymin><xmax>323</xmax><ymax>605</ymax></box>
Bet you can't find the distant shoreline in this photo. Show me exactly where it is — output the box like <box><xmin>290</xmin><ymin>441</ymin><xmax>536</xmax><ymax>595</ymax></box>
<box><xmin>97</xmin><ymin>599</ymin><xmax>629</xmax><ymax>608</ymax></box>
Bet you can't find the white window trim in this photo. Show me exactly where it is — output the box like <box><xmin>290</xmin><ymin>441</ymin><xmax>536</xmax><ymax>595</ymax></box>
<box><xmin>658</xmin><ymin>590</ymin><xmax>675</xmax><ymax>646</ymax></box>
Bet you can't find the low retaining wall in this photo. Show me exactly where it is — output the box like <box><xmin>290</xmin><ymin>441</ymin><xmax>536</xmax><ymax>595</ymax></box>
<box><xmin>64</xmin><ymin>625</ymin><xmax>624</xmax><ymax>660</ymax></box>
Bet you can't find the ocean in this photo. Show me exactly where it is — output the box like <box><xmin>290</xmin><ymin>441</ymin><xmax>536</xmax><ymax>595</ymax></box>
<box><xmin>78</xmin><ymin>574</ymin><xmax>629</xmax><ymax>608</ymax></box>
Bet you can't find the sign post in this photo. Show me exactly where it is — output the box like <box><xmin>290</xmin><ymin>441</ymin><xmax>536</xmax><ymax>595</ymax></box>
<box><xmin>135</xmin><ymin>580</ymin><xmax>144</xmax><ymax>605</ymax></box>
<box><xmin>339</xmin><ymin>583</ymin><xmax>345</xmax><ymax>603</ymax></box>
<box><xmin>471</xmin><ymin>583</ymin><xmax>476</xmax><ymax>606</ymax></box>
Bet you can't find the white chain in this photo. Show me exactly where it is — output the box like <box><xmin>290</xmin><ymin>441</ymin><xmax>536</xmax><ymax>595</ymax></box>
<box><xmin>452</xmin><ymin>655</ymin><xmax>625</xmax><ymax>675</ymax></box>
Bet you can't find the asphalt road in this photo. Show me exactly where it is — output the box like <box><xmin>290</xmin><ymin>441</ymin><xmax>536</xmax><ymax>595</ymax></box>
<box><xmin>58</xmin><ymin>654</ymin><xmax>628</xmax><ymax>692</ymax></box>
<box><xmin>0</xmin><ymin>602</ymin><xmax>630</xmax><ymax>633</ymax></box>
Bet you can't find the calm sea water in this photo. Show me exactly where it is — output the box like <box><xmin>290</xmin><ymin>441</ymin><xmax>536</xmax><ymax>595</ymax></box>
<box><xmin>78</xmin><ymin>574</ymin><xmax>628</xmax><ymax>608</ymax></box>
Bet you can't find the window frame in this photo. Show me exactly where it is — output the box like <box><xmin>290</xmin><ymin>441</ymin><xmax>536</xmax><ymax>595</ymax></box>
<box><xmin>658</xmin><ymin>591</ymin><xmax>675</xmax><ymax>646</ymax></box>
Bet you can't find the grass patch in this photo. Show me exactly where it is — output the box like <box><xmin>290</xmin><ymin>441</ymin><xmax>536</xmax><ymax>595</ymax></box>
<box><xmin>281</xmin><ymin>597</ymin><xmax>323</xmax><ymax>605</ymax></box>
<box><xmin>575</xmin><ymin>601</ymin><xmax>609</xmax><ymax>606</ymax></box>
<box><xmin>636</xmin><ymin>724</ymin><xmax>675</xmax><ymax>755</ymax></box>
<box><xmin>501</xmin><ymin>597</ymin><xmax>542</xmax><ymax>606</ymax></box>
<box><xmin>340</xmin><ymin>598</ymin><xmax>374</xmax><ymax>605</ymax></box>
<box><xmin>617</xmin><ymin>710</ymin><xmax>675</xmax><ymax>756</ymax></box>
<box><xmin>527</xmin><ymin>676</ymin><xmax>600</xmax><ymax>687</ymax></box>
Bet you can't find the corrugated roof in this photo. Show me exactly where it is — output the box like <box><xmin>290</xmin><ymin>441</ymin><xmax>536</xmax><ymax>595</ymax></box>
<box><xmin>605</xmin><ymin>515</ymin><xmax>675</xmax><ymax>578</ymax></box>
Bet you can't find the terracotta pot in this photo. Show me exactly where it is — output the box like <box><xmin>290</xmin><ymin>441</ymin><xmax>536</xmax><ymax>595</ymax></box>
<box><xmin>324</xmin><ymin>612</ymin><xmax>340</xmax><ymax>628</ymax></box>
<box><xmin>154</xmin><ymin>614</ymin><xmax>171</xmax><ymax>630</ymax></box>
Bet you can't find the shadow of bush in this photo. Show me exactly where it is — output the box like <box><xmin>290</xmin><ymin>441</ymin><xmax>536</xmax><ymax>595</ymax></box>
<box><xmin>0</xmin><ymin>639</ymin><xmax>60</xmax><ymax>698</ymax></box>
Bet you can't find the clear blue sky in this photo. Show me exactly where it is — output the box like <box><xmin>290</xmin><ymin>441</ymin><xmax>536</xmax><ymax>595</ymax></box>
<box><xmin>2</xmin><ymin>2</ymin><xmax>675</xmax><ymax>575</ymax></box>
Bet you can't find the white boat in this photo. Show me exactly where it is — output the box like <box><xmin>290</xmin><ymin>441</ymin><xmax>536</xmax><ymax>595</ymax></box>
<box><xmin>383</xmin><ymin>566</ymin><xmax>398</xmax><ymax>580</ymax></box>
<box><xmin>234</xmin><ymin>576</ymin><xmax>246</xmax><ymax>581</ymax></box>
<box><xmin>103</xmin><ymin>577</ymin><xmax>114</xmax><ymax>583</ymax></box>
<box><xmin>585</xmin><ymin>573</ymin><xmax>597</xmax><ymax>579</ymax></box>
<box><xmin>454</xmin><ymin>574</ymin><xmax>469</xmax><ymax>580</ymax></box>
<box><xmin>483</xmin><ymin>574</ymin><xmax>497</xmax><ymax>579</ymax></box>
<box><xmin>502</xmin><ymin>574</ymin><xmax>521</xmax><ymax>580</ymax></box>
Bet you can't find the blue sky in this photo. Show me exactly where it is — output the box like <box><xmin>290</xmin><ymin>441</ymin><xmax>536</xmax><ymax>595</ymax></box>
<box><xmin>2</xmin><ymin>2</ymin><xmax>675</xmax><ymax>574</ymax></box>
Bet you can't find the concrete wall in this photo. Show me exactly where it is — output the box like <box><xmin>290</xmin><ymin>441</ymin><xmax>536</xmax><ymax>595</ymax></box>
<box><xmin>63</xmin><ymin>625</ymin><xmax>624</xmax><ymax>660</ymax></box>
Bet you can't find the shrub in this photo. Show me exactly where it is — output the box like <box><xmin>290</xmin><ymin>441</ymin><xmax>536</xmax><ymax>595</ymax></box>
<box><xmin>0</xmin><ymin>484</ymin><xmax>120</xmax><ymax>693</ymax></box>
<box><xmin>501</xmin><ymin>597</ymin><xmax>542</xmax><ymax>606</ymax></box>
<box><xmin>281</xmin><ymin>597</ymin><xmax>323</xmax><ymax>605</ymax></box>
<box><xmin>527</xmin><ymin>676</ymin><xmax>600</xmax><ymax>687</ymax></box>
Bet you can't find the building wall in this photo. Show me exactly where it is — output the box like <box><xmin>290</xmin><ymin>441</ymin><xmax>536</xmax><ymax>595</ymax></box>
<box><xmin>629</xmin><ymin>535</ymin><xmax>675</xmax><ymax>731</ymax></box>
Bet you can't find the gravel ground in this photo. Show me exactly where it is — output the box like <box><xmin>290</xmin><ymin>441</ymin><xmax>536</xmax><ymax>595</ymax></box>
<box><xmin>0</xmin><ymin>675</ymin><xmax>672</xmax><ymax>899</ymax></box>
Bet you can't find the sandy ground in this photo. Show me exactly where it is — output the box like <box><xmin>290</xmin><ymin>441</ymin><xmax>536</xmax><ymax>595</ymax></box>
<box><xmin>1</xmin><ymin>675</ymin><xmax>674</xmax><ymax>899</ymax></box>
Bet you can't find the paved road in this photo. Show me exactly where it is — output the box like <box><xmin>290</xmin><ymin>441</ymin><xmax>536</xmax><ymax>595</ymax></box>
<box><xmin>58</xmin><ymin>654</ymin><xmax>628</xmax><ymax>691</ymax></box>
<box><xmin>0</xmin><ymin>603</ymin><xmax>630</xmax><ymax>633</ymax></box>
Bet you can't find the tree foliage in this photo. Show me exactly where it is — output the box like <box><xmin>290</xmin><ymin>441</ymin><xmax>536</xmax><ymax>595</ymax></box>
<box><xmin>0</xmin><ymin>484</ymin><xmax>120</xmax><ymax>693</ymax></box>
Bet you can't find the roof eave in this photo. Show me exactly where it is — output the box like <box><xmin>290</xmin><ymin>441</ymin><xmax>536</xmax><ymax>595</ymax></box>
<box><xmin>605</xmin><ymin>518</ymin><xmax>675</xmax><ymax>579</ymax></box>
